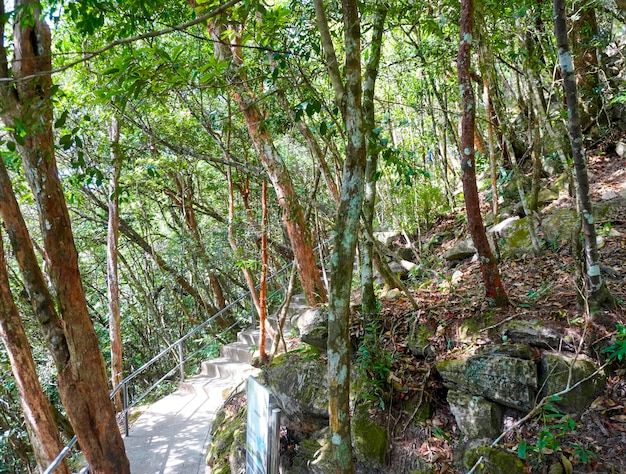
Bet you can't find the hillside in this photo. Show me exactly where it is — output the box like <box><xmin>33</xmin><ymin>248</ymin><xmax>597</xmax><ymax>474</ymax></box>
<box><xmin>210</xmin><ymin>148</ymin><xmax>625</xmax><ymax>474</ymax></box>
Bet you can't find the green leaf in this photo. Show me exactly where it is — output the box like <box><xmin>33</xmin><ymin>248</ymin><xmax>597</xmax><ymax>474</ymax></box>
<box><xmin>54</xmin><ymin>110</ymin><xmax>69</xmax><ymax>129</ymax></box>
<box><xmin>6</xmin><ymin>141</ymin><xmax>15</xmax><ymax>152</ymax></box>
<box><xmin>518</xmin><ymin>440</ymin><xmax>528</xmax><ymax>459</ymax></box>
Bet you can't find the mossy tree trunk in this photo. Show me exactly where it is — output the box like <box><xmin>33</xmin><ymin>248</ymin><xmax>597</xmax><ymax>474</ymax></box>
<box><xmin>553</xmin><ymin>0</ymin><xmax>614</xmax><ymax>309</ymax></box>
<box><xmin>314</xmin><ymin>0</ymin><xmax>367</xmax><ymax>471</ymax></box>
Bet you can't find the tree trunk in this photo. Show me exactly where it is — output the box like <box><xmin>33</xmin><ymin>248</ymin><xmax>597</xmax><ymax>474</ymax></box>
<box><xmin>108</xmin><ymin>116</ymin><xmax>124</xmax><ymax>410</ymax></box>
<box><xmin>313</xmin><ymin>0</ymin><xmax>366</xmax><ymax>471</ymax></box>
<box><xmin>0</xmin><ymin>3</ymin><xmax>130</xmax><ymax>471</ymax></box>
<box><xmin>553</xmin><ymin>0</ymin><xmax>613</xmax><ymax>308</ymax></box>
<box><xmin>458</xmin><ymin>0</ymin><xmax>509</xmax><ymax>307</ymax></box>
<box><xmin>360</xmin><ymin>3</ymin><xmax>388</xmax><ymax>318</ymax></box>
<box><xmin>0</xmin><ymin>232</ymin><xmax>70</xmax><ymax>474</ymax></box>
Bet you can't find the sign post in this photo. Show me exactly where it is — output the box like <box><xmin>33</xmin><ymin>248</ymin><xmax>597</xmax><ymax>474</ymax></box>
<box><xmin>246</xmin><ymin>377</ymin><xmax>281</xmax><ymax>474</ymax></box>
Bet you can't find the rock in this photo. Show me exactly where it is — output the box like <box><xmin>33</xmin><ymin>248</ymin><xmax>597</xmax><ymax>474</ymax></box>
<box><xmin>601</xmin><ymin>190</ymin><xmax>619</xmax><ymax>201</ymax></box>
<box><xmin>281</xmin><ymin>438</ymin><xmax>321</xmax><ymax>474</ymax></box>
<box><xmin>538</xmin><ymin>188</ymin><xmax>559</xmax><ymax>204</ymax></box>
<box><xmin>501</xmin><ymin>320</ymin><xmax>576</xmax><ymax>351</ymax></box>
<box><xmin>383</xmin><ymin>288</ymin><xmax>401</xmax><ymax>300</ymax></box>
<box><xmin>206</xmin><ymin>394</ymin><xmax>247</xmax><ymax>474</ymax></box>
<box><xmin>443</xmin><ymin>239</ymin><xmax>476</xmax><ymax>261</ymax></box>
<box><xmin>542</xmin><ymin>208</ymin><xmax>580</xmax><ymax>243</ymax></box>
<box><xmin>447</xmin><ymin>390</ymin><xmax>503</xmax><ymax>439</ymax></box>
<box><xmin>539</xmin><ymin>352</ymin><xmax>606</xmax><ymax>414</ymax></box>
<box><xmin>475</xmin><ymin>343</ymin><xmax>532</xmax><ymax>360</ymax></box>
<box><xmin>407</xmin><ymin>324</ymin><xmax>435</xmax><ymax>357</ymax></box>
<box><xmin>296</xmin><ymin>307</ymin><xmax>328</xmax><ymax>351</ymax></box>
<box><xmin>437</xmin><ymin>355</ymin><xmax>537</xmax><ymax>411</ymax></box>
<box><xmin>460</xmin><ymin>439</ymin><xmax>526</xmax><ymax>474</ymax></box>
<box><xmin>451</xmin><ymin>269</ymin><xmax>463</xmax><ymax>285</ymax></box>
<box><xmin>352</xmin><ymin>402</ymin><xmax>388</xmax><ymax>467</ymax></box>
<box><xmin>496</xmin><ymin>216</ymin><xmax>536</xmax><ymax>258</ymax></box>
<box><xmin>616</xmin><ymin>140</ymin><xmax>626</xmax><ymax>158</ymax></box>
<box><xmin>265</xmin><ymin>352</ymin><xmax>329</xmax><ymax>432</ymax></box>
<box><xmin>374</xmin><ymin>230</ymin><xmax>400</xmax><ymax>247</ymax></box>
<box><xmin>488</xmin><ymin>216</ymin><xmax>520</xmax><ymax>236</ymax></box>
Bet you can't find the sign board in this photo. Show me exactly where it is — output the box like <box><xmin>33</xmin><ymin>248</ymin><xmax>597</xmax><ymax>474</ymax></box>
<box><xmin>246</xmin><ymin>377</ymin><xmax>280</xmax><ymax>474</ymax></box>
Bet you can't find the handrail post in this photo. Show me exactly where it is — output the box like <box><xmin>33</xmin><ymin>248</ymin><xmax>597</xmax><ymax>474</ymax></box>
<box><xmin>123</xmin><ymin>382</ymin><xmax>129</xmax><ymax>437</ymax></box>
<box><xmin>250</xmin><ymin>293</ymin><xmax>256</xmax><ymax>328</ymax></box>
<box><xmin>178</xmin><ymin>341</ymin><xmax>185</xmax><ymax>382</ymax></box>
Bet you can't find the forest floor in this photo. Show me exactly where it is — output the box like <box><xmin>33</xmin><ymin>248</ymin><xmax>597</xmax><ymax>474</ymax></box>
<box><xmin>373</xmin><ymin>148</ymin><xmax>626</xmax><ymax>473</ymax></box>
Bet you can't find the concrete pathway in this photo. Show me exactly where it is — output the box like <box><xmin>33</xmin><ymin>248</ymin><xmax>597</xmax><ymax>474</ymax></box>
<box><xmin>123</xmin><ymin>295</ymin><xmax>306</xmax><ymax>473</ymax></box>
<box><xmin>124</xmin><ymin>329</ymin><xmax>262</xmax><ymax>474</ymax></box>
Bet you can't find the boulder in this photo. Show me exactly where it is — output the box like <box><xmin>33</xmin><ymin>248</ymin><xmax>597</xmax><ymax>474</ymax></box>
<box><xmin>494</xmin><ymin>216</ymin><xmax>537</xmax><ymax>258</ymax></box>
<box><xmin>537</xmin><ymin>188</ymin><xmax>559</xmax><ymax>204</ymax></box>
<box><xmin>265</xmin><ymin>352</ymin><xmax>329</xmax><ymax>432</ymax></box>
<box><xmin>437</xmin><ymin>355</ymin><xmax>537</xmax><ymax>411</ymax></box>
<box><xmin>538</xmin><ymin>352</ymin><xmax>606</xmax><ymax>414</ymax></box>
<box><xmin>206</xmin><ymin>394</ymin><xmax>247</xmax><ymax>474</ymax></box>
<box><xmin>296</xmin><ymin>307</ymin><xmax>328</xmax><ymax>351</ymax></box>
<box><xmin>460</xmin><ymin>439</ymin><xmax>526</xmax><ymax>474</ymax></box>
<box><xmin>501</xmin><ymin>320</ymin><xmax>576</xmax><ymax>351</ymax></box>
<box><xmin>406</xmin><ymin>324</ymin><xmax>435</xmax><ymax>358</ymax></box>
<box><xmin>443</xmin><ymin>239</ymin><xmax>476</xmax><ymax>261</ymax></box>
<box><xmin>541</xmin><ymin>208</ymin><xmax>580</xmax><ymax>243</ymax></box>
<box><xmin>447</xmin><ymin>390</ymin><xmax>503</xmax><ymax>439</ymax></box>
<box><xmin>351</xmin><ymin>402</ymin><xmax>388</xmax><ymax>467</ymax></box>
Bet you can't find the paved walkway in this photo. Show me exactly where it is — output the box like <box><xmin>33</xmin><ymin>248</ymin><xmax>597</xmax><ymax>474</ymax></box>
<box><xmin>122</xmin><ymin>296</ymin><xmax>305</xmax><ymax>473</ymax></box>
<box><xmin>123</xmin><ymin>329</ymin><xmax>263</xmax><ymax>473</ymax></box>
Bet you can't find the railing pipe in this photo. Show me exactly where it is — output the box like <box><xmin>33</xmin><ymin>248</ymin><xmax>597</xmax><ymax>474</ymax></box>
<box><xmin>177</xmin><ymin>341</ymin><xmax>185</xmax><ymax>382</ymax></box>
<box><xmin>123</xmin><ymin>382</ymin><xmax>129</xmax><ymax>437</ymax></box>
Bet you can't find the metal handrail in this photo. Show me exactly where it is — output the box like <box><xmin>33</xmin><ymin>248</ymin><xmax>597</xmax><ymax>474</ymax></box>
<box><xmin>42</xmin><ymin>257</ymin><xmax>302</xmax><ymax>474</ymax></box>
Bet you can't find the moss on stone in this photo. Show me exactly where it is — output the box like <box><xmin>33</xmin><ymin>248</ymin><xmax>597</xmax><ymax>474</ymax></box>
<box><xmin>463</xmin><ymin>442</ymin><xmax>526</xmax><ymax>473</ymax></box>
<box><xmin>206</xmin><ymin>403</ymin><xmax>247</xmax><ymax>472</ymax></box>
<box><xmin>352</xmin><ymin>403</ymin><xmax>388</xmax><ymax>465</ymax></box>
<box><xmin>459</xmin><ymin>311</ymin><xmax>494</xmax><ymax>340</ymax></box>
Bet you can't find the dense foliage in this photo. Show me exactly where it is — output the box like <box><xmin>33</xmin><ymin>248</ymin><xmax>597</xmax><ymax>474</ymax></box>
<box><xmin>0</xmin><ymin>0</ymin><xmax>624</xmax><ymax>470</ymax></box>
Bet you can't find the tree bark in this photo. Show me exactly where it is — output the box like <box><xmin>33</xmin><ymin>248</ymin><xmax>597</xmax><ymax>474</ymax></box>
<box><xmin>313</xmin><ymin>0</ymin><xmax>366</xmax><ymax>471</ymax></box>
<box><xmin>0</xmin><ymin>3</ymin><xmax>130</xmax><ymax>471</ymax></box>
<box><xmin>108</xmin><ymin>116</ymin><xmax>123</xmax><ymax>410</ymax></box>
<box><xmin>0</xmin><ymin>231</ymin><xmax>70</xmax><ymax>474</ymax></box>
<box><xmin>553</xmin><ymin>0</ymin><xmax>613</xmax><ymax>308</ymax></box>
<box><xmin>458</xmin><ymin>0</ymin><xmax>508</xmax><ymax>307</ymax></box>
<box><xmin>360</xmin><ymin>3</ymin><xmax>388</xmax><ymax>318</ymax></box>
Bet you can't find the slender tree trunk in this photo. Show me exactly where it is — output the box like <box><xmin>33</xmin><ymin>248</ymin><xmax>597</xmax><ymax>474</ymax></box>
<box><xmin>360</xmin><ymin>3</ymin><xmax>388</xmax><ymax>318</ymax></box>
<box><xmin>0</xmin><ymin>231</ymin><xmax>70</xmax><ymax>474</ymax></box>
<box><xmin>313</xmin><ymin>0</ymin><xmax>366</xmax><ymax>471</ymax></box>
<box><xmin>0</xmin><ymin>3</ymin><xmax>130</xmax><ymax>471</ymax></box>
<box><xmin>108</xmin><ymin>116</ymin><xmax>123</xmax><ymax>410</ymax></box>
<box><xmin>205</xmin><ymin>19</ymin><xmax>327</xmax><ymax>306</ymax></box>
<box><xmin>259</xmin><ymin>180</ymin><xmax>269</xmax><ymax>364</ymax></box>
<box><xmin>553</xmin><ymin>0</ymin><xmax>613</xmax><ymax>308</ymax></box>
<box><xmin>458</xmin><ymin>0</ymin><xmax>508</xmax><ymax>307</ymax></box>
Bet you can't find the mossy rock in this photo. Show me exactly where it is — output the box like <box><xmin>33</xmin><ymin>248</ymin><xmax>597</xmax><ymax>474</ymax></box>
<box><xmin>539</xmin><ymin>352</ymin><xmax>606</xmax><ymax>414</ymax></box>
<box><xmin>351</xmin><ymin>402</ymin><xmax>388</xmax><ymax>466</ymax></box>
<box><xmin>206</xmin><ymin>399</ymin><xmax>247</xmax><ymax>474</ymax></box>
<box><xmin>458</xmin><ymin>311</ymin><xmax>494</xmax><ymax>342</ymax></box>
<box><xmin>461</xmin><ymin>439</ymin><xmax>526</xmax><ymax>473</ymax></box>
<box><xmin>497</xmin><ymin>217</ymin><xmax>536</xmax><ymax>258</ymax></box>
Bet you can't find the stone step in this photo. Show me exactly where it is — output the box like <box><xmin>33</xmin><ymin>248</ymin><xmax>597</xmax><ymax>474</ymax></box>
<box><xmin>221</xmin><ymin>341</ymin><xmax>257</xmax><ymax>363</ymax></box>
<box><xmin>237</xmin><ymin>328</ymin><xmax>271</xmax><ymax>346</ymax></box>
<box><xmin>201</xmin><ymin>357</ymin><xmax>260</xmax><ymax>379</ymax></box>
<box><xmin>177</xmin><ymin>373</ymin><xmax>246</xmax><ymax>398</ymax></box>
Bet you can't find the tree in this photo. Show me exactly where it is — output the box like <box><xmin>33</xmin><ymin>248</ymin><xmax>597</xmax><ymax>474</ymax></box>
<box><xmin>108</xmin><ymin>116</ymin><xmax>123</xmax><ymax>409</ymax></box>
<box><xmin>313</xmin><ymin>0</ymin><xmax>367</xmax><ymax>470</ymax></box>
<box><xmin>0</xmin><ymin>2</ymin><xmax>130</xmax><ymax>471</ymax></box>
<box><xmin>457</xmin><ymin>0</ymin><xmax>508</xmax><ymax>307</ymax></box>
<box><xmin>0</xmin><ymin>229</ymin><xmax>70</xmax><ymax>474</ymax></box>
<box><xmin>203</xmin><ymin>8</ymin><xmax>327</xmax><ymax>306</ymax></box>
<box><xmin>552</xmin><ymin>0</ymin><xmax>614</xmax><ymax>309</ymax></box>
